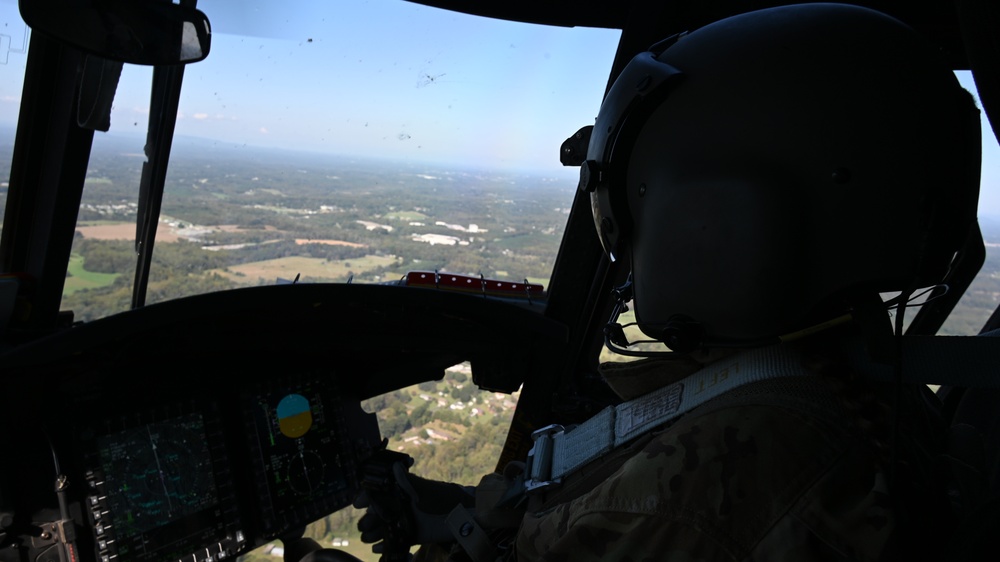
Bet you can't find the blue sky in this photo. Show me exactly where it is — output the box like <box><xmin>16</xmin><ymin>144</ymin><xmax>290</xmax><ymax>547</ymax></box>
<box><xmin>1</xmin><ymin>0</ymin><xmax>620</xmax><ymax>173</ymax></box>
<box><xmin>3</xmin><ymin>0</ymin><xmax>1000</xmax><ymax>215</ymax></box>
<box><xmin>157</xmin><ymin>0</ymin><xmax>620</xmax><ymax>171</ymax></box>
<box><xmin>125</xmin><ymin>0</ymin><xmax>621</xmax><ymax>174</ymax></box>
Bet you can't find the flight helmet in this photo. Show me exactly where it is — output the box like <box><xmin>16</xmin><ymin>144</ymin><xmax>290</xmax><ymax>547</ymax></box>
<box><xmin>580</xmin><ymin>3</ymin><xmax>982</xmax><ymax>351</ymax></box>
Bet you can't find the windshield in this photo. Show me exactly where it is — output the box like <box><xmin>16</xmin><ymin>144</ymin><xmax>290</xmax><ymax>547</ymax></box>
<box><xmin>0</xmin><ymin>0</ymin><xmax>29</xmax><ymax>229</ymax></box>
<box><xmin>48</xmin><ymin>0</ymin><xmax>621</xmax><ymax>321</ymax></box>
<box><xmin>3</xmin><ymin>1</ymin><xmax>1000</xmax><ymax>336</ymax></box>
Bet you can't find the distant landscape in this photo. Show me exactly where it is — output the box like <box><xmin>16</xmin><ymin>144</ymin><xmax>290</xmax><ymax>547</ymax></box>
<box><xmin>6</xmin><ymin>133</ymin><xmax>576</xmax><ymax>322</ymax></box>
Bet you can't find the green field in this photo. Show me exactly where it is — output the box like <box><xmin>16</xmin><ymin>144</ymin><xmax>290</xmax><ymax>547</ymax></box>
<box><xmin>215</xmin><ymin>254</ymin><xmax>398</xmax><ymax>284</ymax></box>
<box><xmin>64</xmin><ymin>254</ymin><xmax>119</xmax><ymax>294</ymax></box>
<box><xmin>384</xmin><ymin>210</ymin><xmax>428</xmax><ymax>221</ymax></box>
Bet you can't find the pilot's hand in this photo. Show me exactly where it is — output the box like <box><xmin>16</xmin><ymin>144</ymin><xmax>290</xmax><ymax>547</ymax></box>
<box><xmin>354</xmin><ymin>462</ymin><xmax>475</xmax><ymax>552</ymax></box>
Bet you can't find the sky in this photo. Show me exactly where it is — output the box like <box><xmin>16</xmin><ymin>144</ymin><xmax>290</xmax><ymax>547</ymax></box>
<box><xmin>1</xmin><ymin>0</ymin><xmax>620</xmax><ymax>172</ymax></box>
<box><xmin>3</xmin><ymin>0</ymin><xmax>1000</xmax><ymax>215</ymax></box>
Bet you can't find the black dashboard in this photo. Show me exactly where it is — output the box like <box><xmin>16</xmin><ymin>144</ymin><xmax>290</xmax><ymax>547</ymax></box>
<box><xmin>0</xmin><ymin>283</ymin><xmax>567</xmax><ymax>562</ymax></box>
<box><xmin>73</xmin><ymin>373</ymin><xmax>371</xmax><ymax>562</ymax></box>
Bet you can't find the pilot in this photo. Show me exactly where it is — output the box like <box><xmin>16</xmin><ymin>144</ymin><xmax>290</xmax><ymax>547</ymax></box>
<box><xmin>356</xmin><ymin>3</ymin><xmax>981</xmax><ymax>561</ymax></box>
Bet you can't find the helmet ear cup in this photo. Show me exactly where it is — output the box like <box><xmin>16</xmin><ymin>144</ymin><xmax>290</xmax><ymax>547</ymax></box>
<box><xmin>589</xmin><ymin>3</ymin><xmax>982</xmax><ymax>347</ymax></box>
<box><xmin>581</xmin><ymin>53</ymin><xmax>684</xmax><ymax>261</ymax></box>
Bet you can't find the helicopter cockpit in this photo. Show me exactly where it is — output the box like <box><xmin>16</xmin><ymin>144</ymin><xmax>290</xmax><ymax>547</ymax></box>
<box><xmin>2</xmin><ymin>1</ymin><xmax>1000</xmax><ymax>562</ymax></box>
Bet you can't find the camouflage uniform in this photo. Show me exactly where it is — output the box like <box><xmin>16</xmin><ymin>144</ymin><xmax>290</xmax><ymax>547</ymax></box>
<box><xmin>514</xmin><ymin>370</ymin><xmax>947</xmax><ymax>562</ymax></box>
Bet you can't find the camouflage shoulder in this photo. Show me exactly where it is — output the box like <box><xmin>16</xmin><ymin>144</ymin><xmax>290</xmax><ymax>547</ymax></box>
<box><xmin>516</xmin><ymin>401</ymin><xmax>862</xmax><ymax>560</ymax></box>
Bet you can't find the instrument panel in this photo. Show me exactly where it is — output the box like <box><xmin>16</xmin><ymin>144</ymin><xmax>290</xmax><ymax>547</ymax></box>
<box><xmin>1</xmin><ymin>369</ymin><xmax>381</xmax><ymax>562</ymax></box>
<box><xmin>81</xmin><ymin>405</ymin><xmax>241</xmax><ymax>562</ymax></box>
<box><xmin>244</xmin><ymin>377</ymin><xmax>362</xmax><ymax>537</ymax></box>
<box><xmin>0</xmin><ymin>283</ymin><xmax>568</xmax><ymax>562</ymax></box>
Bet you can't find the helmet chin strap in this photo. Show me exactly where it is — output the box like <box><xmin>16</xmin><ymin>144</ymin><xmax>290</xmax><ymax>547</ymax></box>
<box><xmin>602</xmin><ymin>274</ymin><xmax>744</xmax><ymax>358</ymax></box>
<box><xmin>602</xmin><ymin>273</ymin><xmax>694</xmax><ymax>359</ymax></box>
<box><xmin>603</xmin><ymin>273</ymin><xmax>780</xmax><ymax>357</ymax></box>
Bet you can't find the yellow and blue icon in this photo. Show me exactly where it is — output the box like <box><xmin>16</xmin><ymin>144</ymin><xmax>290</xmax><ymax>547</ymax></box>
<box><xmin>276</xmin><ymin>394</ymin><xmax>312</xmax><ymax>439</ymax></box>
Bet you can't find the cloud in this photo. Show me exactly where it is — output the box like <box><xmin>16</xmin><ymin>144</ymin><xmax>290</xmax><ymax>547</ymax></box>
<box><xmin>259</xmin><ymin>127</ymin><xmax>269</xmax><ymax>134</ymax></box>
<box><xmin>193</xmin><ymin>113</ymin><xmax>209</xmax><ymax>119</ymax></box>
<box><xmin>1</xmin><ymin>96</ymin><xmax>18</xmax><ymax>103</ymax></box>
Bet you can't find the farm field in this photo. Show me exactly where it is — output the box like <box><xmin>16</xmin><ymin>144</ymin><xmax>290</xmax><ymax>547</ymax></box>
<box><xmin>64</xmin><ymin>254</ymin><xmax>119</xmax><ymax>294</ymax></box>
<box><xmin>213</xmin><ymin>254</ymin><xmax>399</xmax><ymax>284</ymax></box>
